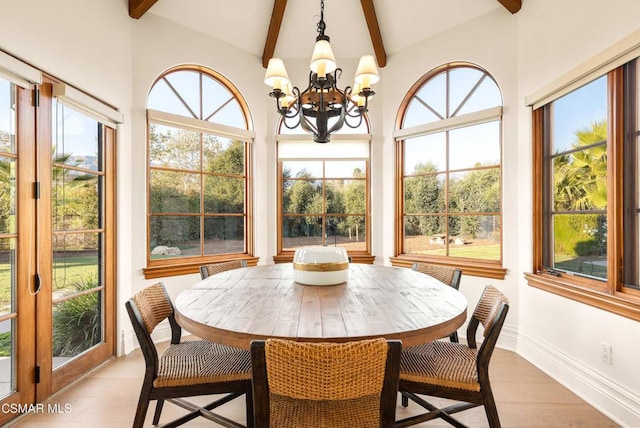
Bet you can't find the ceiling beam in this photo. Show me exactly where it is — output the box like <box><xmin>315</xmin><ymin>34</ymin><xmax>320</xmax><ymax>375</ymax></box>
<box><xmin>497</xmin><ymin>0</ymin><xmax>522</xmax><ymax>14</ymax></box>
<box><xmin>262</xmin><ymin>0</ymin><xmax>288</xmax><ymax>68</ymax></box>
<box><xmin>360</xmin><ymin>0</ymin><xmax>386</xmax><ymax>68</ymax></box>
<box><xmin>129</xmin><ymin>0</ymin><xmax>159</xmax><ymax>19</ymax></box>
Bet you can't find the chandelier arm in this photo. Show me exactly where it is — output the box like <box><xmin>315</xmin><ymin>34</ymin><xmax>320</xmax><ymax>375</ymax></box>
<box><xmin>343</xmin><ymin>110</ymin><xmax>365</xmax><ymax>129</ymax></box>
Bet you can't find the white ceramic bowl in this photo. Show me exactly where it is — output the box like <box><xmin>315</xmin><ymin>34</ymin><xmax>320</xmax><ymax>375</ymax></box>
<box><xmin>293</xmin><ymin>246</ymin><xmax>349</xmax><ymax>286</ymax></box>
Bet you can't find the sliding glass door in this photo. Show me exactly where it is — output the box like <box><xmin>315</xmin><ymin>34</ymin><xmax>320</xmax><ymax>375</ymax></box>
<box><xmin>0</xmin><ymin>75</ymin><xmax>116</xmax><ymax>423</ymax></box>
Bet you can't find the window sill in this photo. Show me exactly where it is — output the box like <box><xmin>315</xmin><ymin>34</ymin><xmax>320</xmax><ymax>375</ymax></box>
<box><xmin>274</xmin><ymin>253</ymin><xmax>376</xmax><ymax>264</ymax></box>
<box><xmin>143</xmin><ymin>256</ymin><xmax>260</xmax><ymax>279</ymax></box>
<box><xmin>389</xmin><ymin>255</ymin><xmax>507</xmax><ymax>279</ymax></box>
<box><xmin>525</xmin><ymin>272</ymin><xmax>640</xmax><ymax>322</ymax></box>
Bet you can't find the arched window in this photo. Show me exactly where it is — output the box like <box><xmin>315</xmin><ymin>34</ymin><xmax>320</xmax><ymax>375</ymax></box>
<box><xmin>392</xmin><ymin>63</ymin><xmax>505</xmax><ymax>278</ymax></box>
<box><xmin>144</xmin><ymin>66</ymin><xmax>255</xmax><ymax>278</ymax></box>
<box><xmin>274</xmin><ymin>114</ymin><xmax>374</xmax><ymax>264</ymax></box>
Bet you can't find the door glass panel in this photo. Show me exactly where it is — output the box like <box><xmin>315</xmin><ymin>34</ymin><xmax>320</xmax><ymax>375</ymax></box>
<box><xmin>0</xmin><ymin>80</ymin><xmax>16</xmax><ymax>154</ymax></box>
<box><xmin>52</xmin><ymin>101</ymin><xmax>105</xmax><ymax>369</ymax></box>
<box><xmin>0</xmin><ymin>78</ymin><xmax>16</xmax><ymax>401</ymax></box>
<box><xmin>0</xmin><ymin>319</ymin><xmax>14</xmax><ymax>398</ymax></box>
<box><xmin>52</xmin><ymin>291</ymin><xmax>102</xmax><ymax>368</ymax></box>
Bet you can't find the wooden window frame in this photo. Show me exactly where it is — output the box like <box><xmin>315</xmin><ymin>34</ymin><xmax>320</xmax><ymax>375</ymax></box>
<box><xmin>526</xmin><ymin>65</ymin><xmax>640</xmax><ymax>321</ymax></box>
<box><xmin>274</xmin><ymin>135</ymin><xmax>375</xmax><ymax>265</ymax></box>
<box><xmin>143</xmin><ymin>66</ymin><xmax>257</xmax><ymax>279</ymax></box>
<box><xmin>390</xmin><ymin>63</ymin><xmax>506</xmax><ymax>279</ymax></box>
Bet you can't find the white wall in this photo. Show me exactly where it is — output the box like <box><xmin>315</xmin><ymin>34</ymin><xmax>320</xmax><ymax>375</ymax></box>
<box><xmin>516</xmin><ymin>1</ymin><xmax>640</xmax><ymax>425</ymax></box>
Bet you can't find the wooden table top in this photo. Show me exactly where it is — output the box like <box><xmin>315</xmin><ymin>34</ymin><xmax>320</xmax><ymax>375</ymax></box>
<box><xmin>174</xmin><ymin>263</ymin><xmax>467</xmax><ymax>349</ymax></box>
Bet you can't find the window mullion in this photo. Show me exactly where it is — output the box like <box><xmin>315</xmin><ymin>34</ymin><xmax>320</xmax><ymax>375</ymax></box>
<box><xmin>608</xmin><ymin>67</ymin><xmax>625</xmax><ymax>293</ymax></box>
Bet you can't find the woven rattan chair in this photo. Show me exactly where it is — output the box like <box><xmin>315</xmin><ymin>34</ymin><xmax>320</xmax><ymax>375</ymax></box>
<box><xmin>396</xmin><ymin>285</ymin><xmax>509</xmax><ymax>428</ymax></box>
<box><xmin>200</xmin><ymin>260</ymin><xmax>248</xmax><ymax>279</ymax></box>
<box><xmin>251</xmin><ymin>338</ymin><xmax>402</xmax><ymax>428</ymax></box>
<box><xmin>126</xmin><ymin>282</ymin><xmax>253</xmax><ymax>428</ymax></box>
<box><xmin>412</xmin><ymin>262</ymin><xmax>462</xmax><ymax>342</ymax></box>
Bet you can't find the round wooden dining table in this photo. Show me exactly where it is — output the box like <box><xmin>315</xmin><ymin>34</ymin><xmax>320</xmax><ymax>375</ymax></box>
<box><xmin>174</xmin><ymin>263</ymin><xmax>467</xmax><ymax>350</ymax></box>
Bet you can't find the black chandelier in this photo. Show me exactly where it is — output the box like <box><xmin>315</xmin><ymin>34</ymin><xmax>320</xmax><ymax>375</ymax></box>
<box><xmin>264</xmin><ymin>0</ymin><xmax>379</xmax><ymax>143</ymax></box>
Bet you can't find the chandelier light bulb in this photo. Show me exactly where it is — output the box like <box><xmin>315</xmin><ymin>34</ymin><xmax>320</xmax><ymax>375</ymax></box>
<box><xmin>310</xmin><ymin>39</ymin><xmax>337</xmax><ymax>78</ymax></box>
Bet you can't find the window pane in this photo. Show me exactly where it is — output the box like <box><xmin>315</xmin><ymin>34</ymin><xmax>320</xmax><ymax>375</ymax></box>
<box><xmin>53</xmin><ymin>173</ymin><xmax>100</xmax><ymax>231</ymax></box>
<box><xmin>326</xmin><ymin>180</ymin><xmax>345</xmax><ymax>214</ymax></box>
<box><xmin>0</xmin><ymin>239</ymin><xmax>15</xmax><ymax>316</ymax></box>
<box><xmin>449</xmin><ymin>121</ymin><xmax>500</xmax><ymax>170</ymax></box>
<box><xmin>204</xmin><ymin>217</ymin><xmax>244</xmax><ymax>254</ymax></box>
<box><xmin>150</xmin><ymin>216</ymin><xmax>200</xmax><ymax>259</ymax></box>
<box><xmin>449</xmin><ymin>168</ymin><xmax>500</xmax><ymax>213</ymax></box>
<box><xmin>448</xmin><ymin>215</ymin><xmax>501</xmax><ymax>260</ymax></box>
<box><xmin>552</xmin><ymin>76</ymin><xmax>607</xmax><ymax>154</ymax></box>
<box><xmin>552</xmin><ymin>146</ymin><xmax>607</xmax><ymax>212</ymax></box>
<box><xmin>455</xmin><ymin>76</ymin><xmax>502</xmax><ymax>116</ymax></box>
<box><xmin>203</xmin><ymin>137</ymin><xmax>244</xmax><ymax>175</ymax></box>
<box><xmin>164</xmin><ymin>71</ymin><xmax>200</xmax><ymax>119</ymax></box>
<box><xmin>149</xmin><ymin>124</ymin><xmax>200</xmax><ymax>170</ymax></box>
<box><xmin>204</xmin><ymin>175</ymin><xmax>244</xmax><ymax>213</ymax></box>
<box><xmin>404</xmin><ymin>133</ymin><xmax>446</xmax><ymax>174</ymax></box>
<box><xmin>149</xmin><ymin>170</ymin><xmax>200</xmax><ymax>213</ymax></box>
<box><xmin>415</xmin><ymin>71</ymin><xmax>446</xmax><ymax>119</ymax></box>
<box><xmin>325</xmin><ymin>216</ymin><xmax>366</xmax><ymax>251</ymax></box>
<box><xmin>325</xmin><ymin>161</ymin><xmax>366</xmax><ymax>178</ymax></box>
<box><xmin>449</xmin><ymin>67</ymin><xmax>485</xmax><ymax>115</ymax></box>
<box><xmin>404</xmin><ymin>174</ymin><xmax>446</xmax><ymax>214</ymax></box>
<box><xmin>282</xmin><ymin>216</ymin><xmax>323</xmax><ymax>249</ymax></box>
<box><xmin>0</xmin><ymin>157</ymin><xmax>16</xmax><ymax>235</ymax></box>
<box><xmin>0</xmin><ymin>80</ymin><xmax>16</xmax><ymax>153</ymax></box>
<box><xmin>552</xmin><ymin>213</ymin><xmax>607</xmax><ymax>279</ymax></box>
<box><xmin>404</xmin><ymin>215</ymin><xmax>446</xmax><ymax>255</ymax></box>
<box><xmin>147</xmin><ymin>79</ymin><xmax>194</xmax><ymax>118</ymax></box>
<box><xmin>282</xmin><ymin>180</ymin><xmax>322</xmax><ymax>214</ymax></box>
<box><xmin>282</xmin><ymin>161</ymin><xmax>323</xmax><ymax>178</ymax></box>
<box><xmin>403</xmin><ymin>98</ymin><xmax>441</xmax><ymax>128</ymax></box>
<box><xmin>53</xmin><ymin>101</ymin><xmax>100</xmax><ymax>171</ymax></box>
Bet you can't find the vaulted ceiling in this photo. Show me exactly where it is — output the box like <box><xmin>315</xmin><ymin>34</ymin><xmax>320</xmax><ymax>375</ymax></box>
<box><xmin>129</xmin><ymin>0</ymin><xmax>521</xmax><ymax>68</ymax></box>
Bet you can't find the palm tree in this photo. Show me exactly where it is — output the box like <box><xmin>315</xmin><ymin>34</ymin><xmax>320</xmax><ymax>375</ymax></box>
<box><xmin>553</xmin><ymin>120</ymin><xmax>607</xmax><ymax>211</ymax></box>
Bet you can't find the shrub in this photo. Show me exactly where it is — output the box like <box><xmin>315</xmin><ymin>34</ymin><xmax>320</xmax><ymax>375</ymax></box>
<box><xmin>53</xmin><ymin>276</ymin><xmax>101</xmax><ymax>357</ymax></box>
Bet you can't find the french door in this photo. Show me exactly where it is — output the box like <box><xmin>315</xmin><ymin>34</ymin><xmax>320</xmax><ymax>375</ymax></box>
<box><xmin>0</xmin><ymin>75</ymin><xmax>116</xmax><ymax>424</ymax></box>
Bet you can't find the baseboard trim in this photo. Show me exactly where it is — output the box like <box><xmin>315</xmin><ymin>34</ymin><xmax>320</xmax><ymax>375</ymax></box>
<box><xmin>518</xmin><ymin>330</ymin><xmax>640</xmax><ymax>427</ymax></box>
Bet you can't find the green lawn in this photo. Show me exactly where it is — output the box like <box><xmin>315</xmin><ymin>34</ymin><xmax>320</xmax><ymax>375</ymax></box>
<box><xmin>0</xmin><ymin>255</ymin><xmax>98</xmax><ymax>313</ymax></box>
<box><xmin>413</xmin><ymin>244</ymin><xmax>501</xmax><ymax>260</ymax></box>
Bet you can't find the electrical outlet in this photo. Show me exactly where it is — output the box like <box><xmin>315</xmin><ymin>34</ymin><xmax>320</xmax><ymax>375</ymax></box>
<box><xmin>601</xmin><ymin>342</ymin><xmax>612</xmax><ymax>365</ymax></box>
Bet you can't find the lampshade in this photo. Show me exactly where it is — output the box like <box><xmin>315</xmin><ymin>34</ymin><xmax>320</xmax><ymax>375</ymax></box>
<box><xmin>354</xmin><ymin>55</ymin><xmax>379</xmax><ymax>88</ymax></box>
<box><xmin>264</xmin><ymin>58</ymin><xmax>290</xmax><ymax>90</ymax></box>
<box><xmin>310</xmin><ymin>39</ymin><xmax>337</xmax><ymax>78</ymax></box>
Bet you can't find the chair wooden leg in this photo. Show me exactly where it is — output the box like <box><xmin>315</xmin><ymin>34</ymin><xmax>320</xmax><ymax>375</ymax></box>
<box><xmin>481</xmin><ymin>387</ymin><xmax>502</xmax><ymax>428</ymax></box>
<box><xmin>152</xmin><ymin>399</ymin><xmax>165</xmax><ymax>425</ymax></box>
<box><xmin>401</xmin><ymin>391</ymin><xmax>409</xmax><ymax>407</ymax></box>
<box><xmin>449</xmin><ymin>331</ymin><xmax>459</xmax><ymax>343</ymax></box>
<box><xmin>245</xmin><ymin>388</ymin><xmax>254</xmax><ymax>428</ymax></box>
<box><xmin>132</xmin><ymin>389</ymin><xmax>152</xmax><ymax>428</ymax></box>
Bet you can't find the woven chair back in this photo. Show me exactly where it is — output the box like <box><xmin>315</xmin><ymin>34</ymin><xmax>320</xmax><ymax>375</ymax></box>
<box><xmin>472</xmin><ymin>285</ymin><xmax>509</xmax><ymax>337</ymax></box>
<box><xmin>201</xmin><ymin>260</ymin><xmax>246</xmax><ymax>279</ymax></box>
<box><xmin>412</xmin><ymin>263</ymin><xmax>457</xmax><ymax>288</ymax></box>
<box><xmin>131</xmin><ymin>283</ymin><xmax>173</xmax><ymax>334</ymax></box>
<box><xmin>264</xmin><ymin>338</ymin><xmax>388</xmax><ymax>401</ymax></box>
